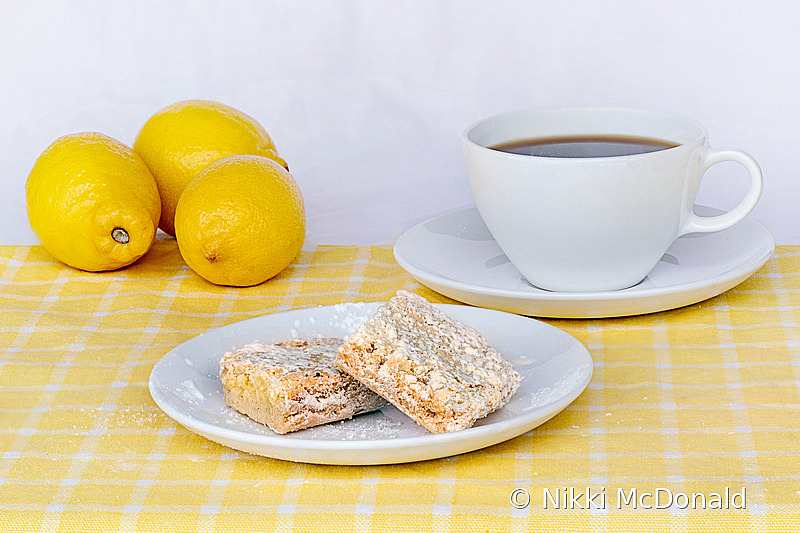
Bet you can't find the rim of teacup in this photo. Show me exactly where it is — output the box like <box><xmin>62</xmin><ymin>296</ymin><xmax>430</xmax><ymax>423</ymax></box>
<box><xmin>461</xmin><ymin>106</ymin><xmax>708</xmax><ymax>160</ymax></box>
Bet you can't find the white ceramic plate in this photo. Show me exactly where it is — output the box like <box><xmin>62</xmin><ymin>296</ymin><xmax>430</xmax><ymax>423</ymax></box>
<box><xmin>148</xmin><ymin>303</ymin><xmax>592</xmax><ymax>465</ymax></box>
<box><xmin>393</xmin><ymin>206</ymin><xmax>775</xmax><ymax>319</ymax></box>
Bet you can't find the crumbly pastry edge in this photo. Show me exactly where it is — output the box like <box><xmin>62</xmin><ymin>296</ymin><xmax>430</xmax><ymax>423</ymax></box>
<box><xmin>219</xmin><ymin>339</ymin><xmax>388</xmax><ymax>434</ymax></box>
<box><xmin>337</xmin><ymin>290</ymin><xmax>521</xmax><ymax>434</ymax></box>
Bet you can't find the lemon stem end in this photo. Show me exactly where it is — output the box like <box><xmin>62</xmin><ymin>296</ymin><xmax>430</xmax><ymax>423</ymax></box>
<box><xmin>112</xmin><ymin>228</ymin><xmax>130</xmax><ymax>244</ymax></box>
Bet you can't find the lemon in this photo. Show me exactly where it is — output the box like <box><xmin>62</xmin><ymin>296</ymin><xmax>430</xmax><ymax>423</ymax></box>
<box><xmin>26</xmin><ymin>132</ymin><xmax>161</xmax><ymax>272</ymax></box>
<box><xmin>133</xmin><ymin>99</ymin><xmax>287</xmax><ymax>236</ymax></box>
<box><xmin>174</xmin><ymin>155</ymin><xmax>305</xmax><ymax>287</ymax></box>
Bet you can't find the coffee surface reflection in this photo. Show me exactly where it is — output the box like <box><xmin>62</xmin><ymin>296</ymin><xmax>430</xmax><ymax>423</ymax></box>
<box><xmin>490</xmin><ymin>135</ymin><xmax>678</xmax><ymax>158</ymax></box>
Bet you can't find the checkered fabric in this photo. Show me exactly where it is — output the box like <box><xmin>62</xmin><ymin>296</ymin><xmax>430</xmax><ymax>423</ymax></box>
<box><xmin>1</xmin><ymin>239</ymin><xmax>799</xmax><ymax>532</ymax></box>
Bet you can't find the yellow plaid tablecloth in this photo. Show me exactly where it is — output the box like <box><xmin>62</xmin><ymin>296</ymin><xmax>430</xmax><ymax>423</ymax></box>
<box><xmin>2</xmin><ymin>239</ymin><xmax>799</xmax><ymax>532</ymax></box>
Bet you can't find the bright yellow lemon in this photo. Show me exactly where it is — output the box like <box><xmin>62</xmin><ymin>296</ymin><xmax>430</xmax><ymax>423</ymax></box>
<box><xmin>26</xmin><ymin>132</ymin><xmax>161</xmax><ymax>271</ymax></box>
<box><xmin>174</xmin><ymin>155</ymin><xmax>305</xmax><ymax>287</ymax></box>
<box><xmin>133</xmin><ymin>99</ymin><xmax>287</xmax><ymax>236</ymax></box>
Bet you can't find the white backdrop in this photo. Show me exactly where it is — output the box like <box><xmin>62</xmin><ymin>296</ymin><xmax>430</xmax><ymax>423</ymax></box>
<box><xmin>2</xmin><ymin>1</ymin><xmax>798</xmax><ymax>245</ymax></box>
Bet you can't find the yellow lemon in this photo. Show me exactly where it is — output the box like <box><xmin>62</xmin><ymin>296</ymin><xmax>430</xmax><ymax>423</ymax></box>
<box><xmin>26</xmin><ymin>132</ymin><xmax>161</xmax><ymax>272</ymax></box>
<box><xmin>133</xmin><ymin>99</ymin><xmax>287</xmax><ymax>236</ymax></box>
<box><xmin>174</xmin><ymin>155</ymin><xmax>305</xmax><ymax>287</ymax></box>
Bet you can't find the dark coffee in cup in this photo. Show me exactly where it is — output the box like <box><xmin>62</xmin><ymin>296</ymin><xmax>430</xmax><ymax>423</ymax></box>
<box><xmin>490</xmin><ymin>135</ymin><xmax>678</xmax><ymax>158</ymax></box>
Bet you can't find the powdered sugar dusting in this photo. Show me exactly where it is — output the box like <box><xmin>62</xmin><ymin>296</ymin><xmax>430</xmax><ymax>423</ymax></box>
<box><xmin>522</xmin><ymin>363</ymin><xmax>592</xmax><ymax>412</ymax></box>
<box><xmin>297</xmin><ymin>409</ymin><xmax>408</xmax><ymax>440</ymax></box>
<box><xmin>177</xmin><ymin>379</ymin><xmax>205</xmax><ymax>402</ymax></box>
<box><xmin>270</xmin><ymin>303</ymin><xmax>372</xmax><ymax>342</ymax></box>
<box><xmin>323</xmin><ymin>302</ymin><xmax>370</xmax><ymax>337</ymax></box>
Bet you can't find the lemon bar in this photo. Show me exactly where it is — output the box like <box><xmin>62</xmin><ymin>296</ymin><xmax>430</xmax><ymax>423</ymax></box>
<box><xmin>337</xmin><ymin>291</ymin><xmax>521</xmax><ymax>433</ymax></box>
<box><xmin>220</xmin><ymin>338</ymin><xmax>388</xmax><ymax>434</ymax></box>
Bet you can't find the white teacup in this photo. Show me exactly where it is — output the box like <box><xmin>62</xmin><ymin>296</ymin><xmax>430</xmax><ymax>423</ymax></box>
<box><xmin>462</xmin><ymin>107</ymin><xmax>763</xmax><ymax>292</ymax></box>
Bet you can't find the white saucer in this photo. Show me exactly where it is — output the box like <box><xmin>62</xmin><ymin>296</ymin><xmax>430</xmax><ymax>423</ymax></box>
<box><xmin>148</xmin><ymin>303</ymin><xmax>592</xmax><ymax>465</ymax></box>
<box><xmin>393</xmin><ymin>206</ymin><xmax>775</xmax><ymax>318</ymax></box>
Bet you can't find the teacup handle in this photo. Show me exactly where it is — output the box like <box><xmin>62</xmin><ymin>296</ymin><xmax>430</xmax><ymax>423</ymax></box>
<box><xmin>679</xmin><ymin>147</ymin><xmax>763</xmax><ymax>236</ymax></box>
